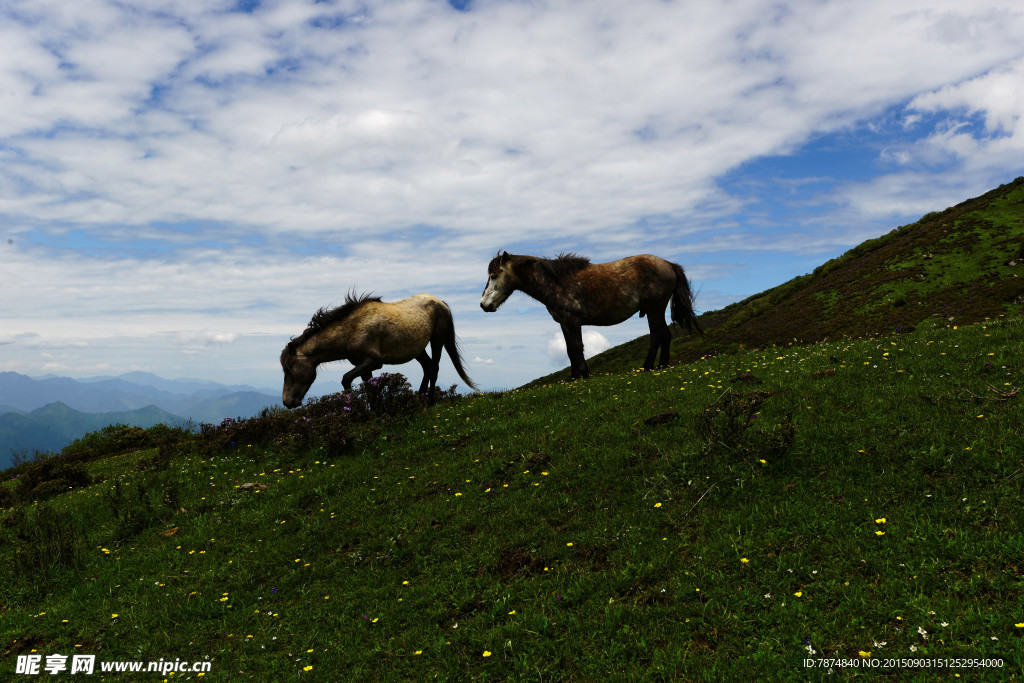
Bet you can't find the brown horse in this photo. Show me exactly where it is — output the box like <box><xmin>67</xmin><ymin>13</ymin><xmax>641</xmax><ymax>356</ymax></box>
<box><xmin>281</xmin><ymin>292</ymin><xmax>477</xmax><ymax>408</ymax></box>
<box><xmin>480</xmin><ymin>252</ymin><xmax>701</xmax><ymax>379</ymax></box>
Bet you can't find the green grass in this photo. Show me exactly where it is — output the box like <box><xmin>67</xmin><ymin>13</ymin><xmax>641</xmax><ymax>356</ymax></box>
<box><xmin>2</xmin><ymin>316</ymin><xmax>1023</xmax><ymax>680</ymax></box>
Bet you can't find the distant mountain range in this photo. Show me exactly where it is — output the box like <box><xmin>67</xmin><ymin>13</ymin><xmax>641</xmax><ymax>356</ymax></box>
<box><xmin>0</xmin><ymin>371</ymin><xmax>280</xmax><ymax>470</ymax></box>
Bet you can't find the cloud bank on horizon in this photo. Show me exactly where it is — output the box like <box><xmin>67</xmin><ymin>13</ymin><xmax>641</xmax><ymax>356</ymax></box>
<box><xmin>2</xmin><ymin>0</ymin><xmax>1023</xmax><ymax>392</ymax></box>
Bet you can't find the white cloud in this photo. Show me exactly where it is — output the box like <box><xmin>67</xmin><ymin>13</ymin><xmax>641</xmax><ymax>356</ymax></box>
<box><xmin>173</xmin><ymin>330</ymin><xmax>240</xmax><ymax>346</ymax></box>
<box><xmin>910</xmin><ymin>56</ymin><xmax>1024</xmax><ymax>150</ymax></box>
<box><xmin>4</xmin><ymin>0</ymin><xmax>1018</xmax><ymax>238</ymax></box>
<box><xmin>825</xmin><ymin>56</ymin><xmax>1024</xmax><ymax>224</ymax></box>
<box><xmin>546</xmin><ymin>330</ymin><xmax>612</xmax><ymax>364</ymax></box>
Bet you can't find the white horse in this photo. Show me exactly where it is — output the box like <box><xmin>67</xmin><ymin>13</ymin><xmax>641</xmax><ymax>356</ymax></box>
<box><xmin>281</xmin><ymin>292</ymin><xmax>477</xmax><ymax>407</ymax></box>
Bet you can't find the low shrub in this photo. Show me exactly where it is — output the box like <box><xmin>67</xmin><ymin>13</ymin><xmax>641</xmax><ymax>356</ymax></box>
<box><xmin>1</xmin><ymin>503</ymin><xmax>88</xmax><ymax>591</ymax></box>
<box><xmin>195</xmin><ymin>373</ymin><xmax>436</xmax><ymax>459</ymax></box>
<box><xmin>695</xmin><ymin>389</ymin><xmax>795</xmax><ymax>463</ymax></box>
<box><xmin>104</xmin><ymin>480</ymin><xmax>156</xmax><ymax>544</ymax></box>
<box><xmin>11</xmin><ymin>459</ymin><xmax>93</xmax><ymax>503</ymax></box>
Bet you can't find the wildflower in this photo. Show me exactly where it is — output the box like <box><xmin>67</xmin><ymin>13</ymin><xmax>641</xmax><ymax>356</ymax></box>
<box><xmin>303</xmin><ymin>666</ymin><xmax>313</xmax><ymax>672</ymax></box>
<box><xmin>482</xmin><ymin>651</ymin><xmax>492</xmax><ymax>657</ymax></box>
<box><xmin>794</xmin><ymin>591</ymin><xmax>802</xmax><ymax>597</ymax></box>
<box><xmin>740</xmin><ymin>558</ymin><xmax>749</xmax><ymax>564</ymax></box>
<box><xmin>875</xmin><ymin>530</ymin><xmax>885</xmax><ymax>536</ymax></box>
<box><xmin>654</xmin><ymin>503</ymin><xmax>662</xmax><ymax>508</ymax></box>
<box><xmin>859</xmin><ymin>651</ymin><xmax>871</xmax><ymax>658</ymax></box>
<box><xmin>875</xmin><ymin>518</ymin><xmax>886</xmax><ymax>524</ymax></box>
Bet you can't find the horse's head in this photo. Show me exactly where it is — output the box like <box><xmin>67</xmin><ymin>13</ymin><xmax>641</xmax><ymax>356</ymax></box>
<box><xmin>280</xmin><ymin>343</ymin><xmax>317</xmax><ymax>409</ymax></box>
<box><xmin>480</xmin><ymin>251</ymin><xmax>517</xmax><ymax>312</ymax></box>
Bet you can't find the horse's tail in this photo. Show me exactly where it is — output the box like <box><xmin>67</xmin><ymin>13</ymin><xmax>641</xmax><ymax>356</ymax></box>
<box><xmin>669</xmin><ymin>263</ymin><xmax>703</xmax><ymax>338</ymax></box>
<box><xmin>440</xmin><ymin>301</ymin><xmax>479</xmax><ymax>392</ymax></box>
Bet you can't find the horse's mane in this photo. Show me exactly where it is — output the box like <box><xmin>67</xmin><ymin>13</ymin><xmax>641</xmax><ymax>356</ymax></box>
<box><xmin>539</xmin><ymin>252</ymin><xmax>591</xmax><ymax>280</ymax></box>
<box><xmin>286</xmin><ymin>291</ymin><xmax>381</xmax><ymax>351</ymax></box>
<box><xmin>490</xmin><ymin>250</ymin><xmax>591</xmax><ymax>285</ymax></box>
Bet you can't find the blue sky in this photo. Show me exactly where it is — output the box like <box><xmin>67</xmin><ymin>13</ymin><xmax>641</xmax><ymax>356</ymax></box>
<box><xmin>2</xmin><ymin>0</ymin><xmax>1024</xmax><ymax>395</ymax></box>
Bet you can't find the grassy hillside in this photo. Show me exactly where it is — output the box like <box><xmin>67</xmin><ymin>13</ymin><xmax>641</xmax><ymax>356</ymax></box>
<box><xmin>529</xmin><ymin>177</ymin><xmax>1024</xmax><ymax>386</ymax></box>
<box><xmin>2</xmin><ymin>314</ymin><xmax>1022</xmax><ymax>680</ymax></box>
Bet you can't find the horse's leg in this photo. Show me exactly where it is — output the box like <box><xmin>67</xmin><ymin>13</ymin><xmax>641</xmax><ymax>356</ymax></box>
<box><xmin>560</xmin><ymin>321</ymin><xmax>588</xmax><ymax>379</ymax></box>
<box><xmin>342</xmin><ymin>358</ymin><xmax>382</xmax><ymax>391</ymax></box>
<box><xmin>414</xmin><ymin>349</ymin><xmax>438</xmax><ymax>405</ymax></box>
<box><xmin>642</xmin><ymin>312</ymin><xmax>659</xmax><ymax>371</ymax></box>
<box><xmin>415</xmin><ymin>351</ymin><xmax>431</xmax><ymax>394</ymax></box>
<box><xmin>660</xmin><ymin>326</ymin><xmax>672</xmax><ymax>366</ymax></box>
<box><xmin>427</xmin><ymin>337</ymin><xmax>443</xmax><ymax>402</ymax></box>
<box><xmin>655</xmin><ymin>310</ymin><xmax>672</xmax><ymax>367</ymax></box>
<box><xmin>341</xmin><ymin>367</ymin><xmax>361</xmax><ymax>392</ymax></box>
<box><xmin>644</xmin><ymin>308</ymin><xmax>671</xmax><ymax>370</ymax></box>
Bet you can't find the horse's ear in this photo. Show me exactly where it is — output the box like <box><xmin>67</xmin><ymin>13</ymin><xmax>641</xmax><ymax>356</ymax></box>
<box><xmin>499</xmin><ymin>251</ymin><xmax>510</xmax><ymax>263</ymax></box>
